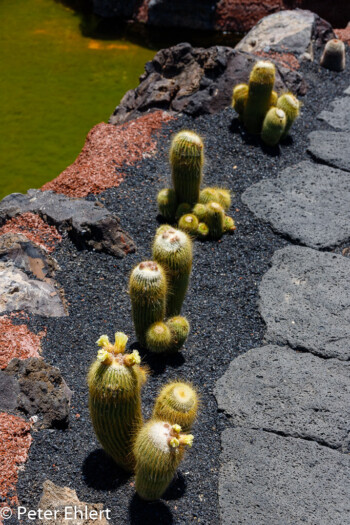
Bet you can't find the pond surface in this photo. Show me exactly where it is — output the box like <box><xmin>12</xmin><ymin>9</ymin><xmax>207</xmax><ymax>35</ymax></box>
<box><xmin>0</xmin><ymin>0</ymin><xmax>155</xmax><ymax>199</ymax></box>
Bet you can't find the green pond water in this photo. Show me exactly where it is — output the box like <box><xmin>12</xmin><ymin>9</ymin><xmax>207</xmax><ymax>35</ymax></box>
<box><xmin>0</xmin><ymin>0</ymin><xmax>155</xmax><ymax>200</ymax></box>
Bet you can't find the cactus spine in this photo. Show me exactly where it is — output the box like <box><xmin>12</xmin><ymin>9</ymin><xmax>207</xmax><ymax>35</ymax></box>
<box><xmin>157</xmin><ymin>188</ymin><xmax>178</xmax><ymax>220</ymax></box>
<box><xmin>129</xmin><ymin>261</ymin><xmax>167</xmax><ymax>346</ymax></box>
<box><xmin>320</xmin><ymin>39</ymin><xmax>346</xmax><ymax>72</ymax></box>
<box><xmin>277</xmin><ymin>93</ymin><xmax>300</xmax><ymax>137</ymax></box>
<box><xmin>88</xmin><ymin>332</ymin><xmax>146</xmax><ymax>471</ymax></box>
<box><xmin>170</xmin><ymin>130</ymin><xmax>204</xmax><ymax>205</ymax></box>
<box><xmin>134</xmin><ymin>421</ymin><xmax>193</xmax><ymax>500</ymax></box>
<box><xmin>153</xmin><ymin>381</ymin><xmax>198</xmax><ymax>431</ymax></box>
<box><xmin>152</xmin><ymin>226</ymin><xmax>193</xmax><ymax>316</ymax></box>
<box><xmin>243</xmin><ymin>61</ymin><xmax>276</xmax><ymax>134</ymax></box>
<box><xmin>261</xmin><ymin>107</ymin><xmax>286</xmax><ymax>146</ymax></box>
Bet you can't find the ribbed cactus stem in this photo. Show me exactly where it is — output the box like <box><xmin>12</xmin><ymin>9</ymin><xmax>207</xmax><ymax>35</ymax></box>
<box><xmin>152</xmin><ymin>227</ymin><xmax>192</xmax><ymax>316</ymax></box>
<box><xmin>192</xmin><ymin>203</ymin><xmax>207</xmax><ymax>222</ymax></box>
<box><xmin>320</xmin><ymin>39</ymin><xmax>346</xmax><ymax>72</ymax></box>
<box><xmin>153</xmin><ymin>382</ymin><xmax>199</xmax><ymax>431</ymax></box>
<box><xmin>88</xmin><ymin>332</ymin><xmax>146</xmax><ymax>472</ymax></box>
<box><xmin>243</xmin><ymin>61</ymin><xmax>276</xmax><ymax>134</ymax></box>
<box><xmin>129</xmin><ymin>261</ymin><xmax>167</xmax><ymax>346</ymax></box>
<box><xmin>205</xmin><ymin>202</ymin><xmax>225</xmax><ymax>240</ymax></box>
<box><xmin>277</xmin><ymin>93</ymin><xmax>300</xmax><ymax>137</ymax></box>
<box><xmin>134</xmin><ymin>421</ymin><xmax>194</xmax><ymax>500</ymax></box>
<box><xmin>170</xmin><ymin>130</ymin><xmax>204</xmax><ymax>205</ymax></box>
<box><xmin>261</xmin><ymin>107</ymin><xmax>286</xmax><ymax>146</ymax></box>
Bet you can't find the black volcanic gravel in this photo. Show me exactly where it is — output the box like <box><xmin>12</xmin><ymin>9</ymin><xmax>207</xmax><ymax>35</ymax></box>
<box><xmin>14</xmin><ymin>48</ymin><xmax>350</xmax><ymax>525</ymax></box>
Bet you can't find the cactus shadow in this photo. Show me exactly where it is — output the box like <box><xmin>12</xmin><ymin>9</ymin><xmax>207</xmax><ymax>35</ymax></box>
<box><xmin>163</xmin><ymin>471</ymin><xmax>187</xmax><ymax>500</ymax></box>
<box><xmin>82</xmin><ymin>449</ymin><xmax>130</xmax><ymax>490</ymax></box>
<box><xmin>129</xmin><ymin>494</ymin><xmax>174</xmax><ymax>525</ymax></box>
<box><xmin>130</xmin><ymin>342</ymin><xmax>186</xmax><ymax>375</ymax></box>
<box><xmin>260</xmin><ymin>142</ymin><xmax>282</xmax><ymax>157</ymax></box>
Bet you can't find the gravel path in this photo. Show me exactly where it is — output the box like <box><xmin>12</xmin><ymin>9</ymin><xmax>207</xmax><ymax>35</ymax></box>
<box><xmin>10</xmin><ymin>48</ymin><xmax>350</xmax><ymax>524</ymax></box>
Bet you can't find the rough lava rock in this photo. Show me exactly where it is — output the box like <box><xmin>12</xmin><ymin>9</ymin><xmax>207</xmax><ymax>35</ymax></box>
<box><xmin>308</xmin><ymin>130</ymin><xmax>350</xmax><ymax>172</ymax></box>
<box><xmin>260</xmin><ymin>246</ymin><xmax>350</xmax><ymax>360</ymax></box>
<box><xmin>92</xmin><ymin>0</ymin><xmax>349</xmax><ymax>36</ymax></box>
<box><xmin>235</xmin><ymin>9</ymin><xmax>334</xmax><ymax>58</ymax></box>
<box><xmin>0</xmin><ymin>190</ymin><xmax>135</xmax><ymax>258</ymax></box>
<box><xmin>242</xmin><ymin>161</ymin><xmax>350</xmax><ymax>249</ymax></box>
<box><xmin>215</xmin><ymin>345</ymin><xmax>350</xmax><ymax>450</ymax></box>
<box><xmin>110</xmin><ymin>43</ymin><xmax>304</xmax><ymax>124</ymax></box>
<box><xmin>3</xmin><ymin>358</ymin><xmax>73</xmax><ymax>430</ymax></box>
<box><xmin>317</xmin><ymin>97</ymin><xmax>350</xmax><ymax>131</ymax></box>
<box><xmin>38</xmin><ymin>480</ymin><xmax>110</xmax><ymax>524</ymax></box>
<box><xmin>219</xmin><ymin>427</ymin><xmax>350</xmax><ymax>525</ymax></box>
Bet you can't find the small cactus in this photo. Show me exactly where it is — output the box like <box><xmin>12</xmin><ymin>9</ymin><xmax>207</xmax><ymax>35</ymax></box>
<box><xmin>153</xmin><ymin>381</ymin><xmax>198</xmax><ymax>431</ymax></box>
<box><xmin>199</xmin><ymin>187</ymin><xmax>220</xmax><ymax>206</ymax></box>
<box><xmin>146</xmin><ymin>321</ymin><xmax>172</xmax><ymax>354</ymax></box>
<box><xmin>261</xmin><ymin>107</ymin><xmax>286</xmax><ymax>146</ymax></box>
<box><xmin>152</xmin><ymin>226</ymin><xmax>193</xmax><ymax>316</ymax></box>
<box><xmin>170</xmin><ymin>130</ymin><xmax>204</xmax><ymax>205</ymax></box>
<box><xmin>277</xmin><ymin>93</ymin><xmax>300</xmax><ymax>137</ymax></box>
<box><xmin>243</xmin><ymin>61</ymin><xmax>276</xmax><ymax>134</ymax></box>
<box><xmin>205</xmin><ymin>202</ymin><xmax>225</xmax><ymax>240</ymax></box>
<box><xmin>166</xmin><ymin>316</ymin><xmax>190</xmax><ymax>352</ymax></box>
<box><xmin>224</xmin><ymin>216</ymin><xmax>236</xmax><ymax>233</ymax></box>
<box><xmin>269</xmin><ymin>90</ymin><xmax>278</xmax><ymax>107</ymax></box>
<box><xmin>88</xmin><ymin>332</ymin><xmax>146</xmax><ymax>471</ymax></box>
<box><xmin>232</xmin><ymin>83</ymin><xmax>248</xmax><ymax>117</ymax></box>
<box><xmin>214</xmin><ymin>188</ymin><xmax>231</xmax><ymax>211</ymax></box>
<box><xmin>192</xmin><ymin>203</ymin><xmax>207</xmax><ymax>222</ymax></box>
<box><xmin>134</xmin><ymin>421</ymin><xmax>194</xmax><ymax>500</ymax></box>
<box><xmin>178</xmin><ymin>213</ymin><xmax>199</xmax><ymax>235</ymax></box>
<box><xmin>197</xmin><ymin>222</ymin><xmax>209</xmax><ymax>239</ymax></box>
<box><xmin>320</xmin><ymin>39</ymin><xmax>346</xmax><ymax>72</ymax></box>
<box><xmin>129</xmin><ymin>261</ymin><xmax>167</xmax><ymax>346</ymax></box>
<box><xmin>157</xmin><ymin>188</ymin><xmax>178</xmax><ymax>221</ymax></box>
<box><xmin>175</xmin><ymin>202</ymin><xmax>192</xmax><ymax>220</ymax></box>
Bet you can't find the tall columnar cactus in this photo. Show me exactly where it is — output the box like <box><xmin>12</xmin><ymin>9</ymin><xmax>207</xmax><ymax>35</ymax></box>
<box><xmin>153</xmin><ymin>381</ymin><xmax>198</xmax><ymax>431</ymax></box>
<box><xmin>261</xmin><ymin>107</ymin><xmax>287</xmax><ymax>146</ymax></box>
<box><xmin>157</xmin><ymin>188</ymin><xmax>178</xmax><ymax>221</ymax></box>
<box><xmin>243</xmin><ymin>61</ymin><xmax>276</xmax><ymax>135</ymax></box>
<box><xmin>129</xmin><ymin>261</ymin><xmax>167</xmax><ymax>346</ymax></box>
<box><xmin>134</xmin><ymin>421</ymin><xmax>194</xmax><ymax>500</ymax></box>
<box><xmin>88</xmin><ymin>332</ymin><xmax>146</xmax><ymax>472</ymax></box>
<box><xmin>205</xmin><ymin>202</ymin><xmax>225</xmax><ymax>240</ymax></box>
<box><xmin>277</xmin><ymin>93</ymin><xmax>300</xmax><ymax>137</ymax></box>
<box><xmin>152</xmin><ymin>226</ymin><xmax>193</xmax><ymax>316</ymax></box>
<box><xmin>170</xmin><ymin>130</ymin><xmax>204</xmax><ymax>205</ymax></box>
<box><xmin>320</xmin><ymin>39</ymin><xmax>346</xmax><ymax>72</ymax></box>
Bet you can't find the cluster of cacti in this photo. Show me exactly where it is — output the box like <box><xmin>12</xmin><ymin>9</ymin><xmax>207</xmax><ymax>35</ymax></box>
<box><xmin>88</xmin><ymin>333</ymin><xmax>199</xmax><ymax>500</ymax></box>
<box><xmin>129</xmin><ymin>226</ymin><xmax>192</xmax><ymax>353</ymax></box>
<box><xmin>157</xmin><ymin>130</ymin><xmax>236</xmax><ymax>240</ymax></box>
<box><xmin>232</xmin><ymin>60</ymin><xmax>300</xmax><ymax>145</ymax></box>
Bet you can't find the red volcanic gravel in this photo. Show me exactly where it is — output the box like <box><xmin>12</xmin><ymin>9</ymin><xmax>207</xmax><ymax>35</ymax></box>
<box><xmin>335</xmin><ymin>24</ymin><xmax>350</xmax><ymax>45</ymax></box>
<box><xmin>0</xmin><ymin>316</ymin><xmax>45</xmax><ymax>369</ymax></box>
<box><xmin>41</xmin><ymin>111</ymin><xmax>174</xmax><ymax>198</ymax></box>
<box><xmin>255</xmin><ymin>51</ymin><xmax>300</xmax><ymax>70</ymax></box>
<box><xmin>0</xmin><ymin>413</ymin><xmax>32</xmax><ymax>510</ymax></box>
<box><xmin>0</xmin><ymin>212</ymin><xmax>62</xmax><ymax>253</ymax></box>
